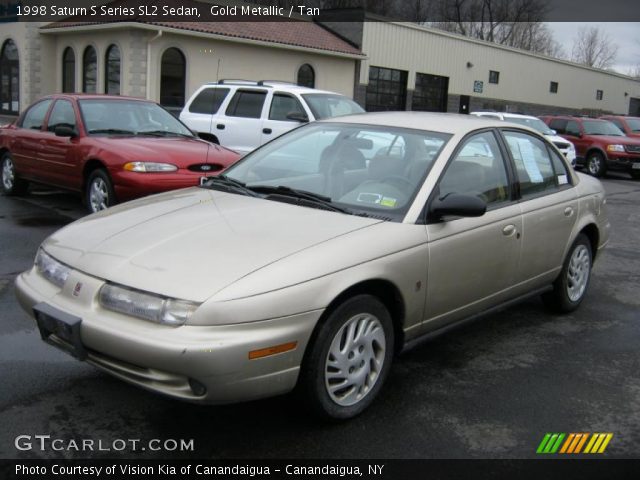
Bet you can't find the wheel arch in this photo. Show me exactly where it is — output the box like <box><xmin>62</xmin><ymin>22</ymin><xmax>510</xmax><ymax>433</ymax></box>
<box><xmin>302</xmin><ymin>279</ymin><xmax>406</xmax><ymax>362</ymax></box>
<box><xmin>82</xmin><ymin>159</ymin><xmax>108</xmax><ymax>191</ymax></box>
<box><xmin>585</xmin><ymin>147</ymin><xmax>607</xmax><ymax>162</ymax></box>
<box><xmin>579</xmin><ymin>223</ymin><xmax>600</xmax><ymax>262</ymax></box>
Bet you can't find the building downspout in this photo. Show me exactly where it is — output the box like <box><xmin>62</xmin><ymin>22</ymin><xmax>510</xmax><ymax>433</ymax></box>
<box><xmin>146</xmin><ymin>30</ymin><xmax>163</xmax><ymax>100</ymax></box>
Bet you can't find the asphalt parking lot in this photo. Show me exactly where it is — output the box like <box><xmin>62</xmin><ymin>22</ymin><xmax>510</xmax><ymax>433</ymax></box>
<box><xmin>0</xmin><ymin>174</ymin><xmax>639</xmax><ymax>460</ymax></box>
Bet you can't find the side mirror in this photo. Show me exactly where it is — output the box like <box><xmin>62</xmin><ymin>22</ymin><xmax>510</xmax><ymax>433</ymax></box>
<box><xmin>550</xmin><ymin>129</ymin><xmax>557</xmax><ymax>135</ymax></box>
<box><xmin>286</xmin><ymin>112</ymin><xmax>309</xmax><ymax>123</ymax></box>
<box><xmin>54</xmin><ymin>125</ymin><xmax>77</xmax><ymax>138</ymax></box>
<box><xmin>430</xmin><ymin>193</ymin><xmax>487</xmax><ymax>220</ymax></box>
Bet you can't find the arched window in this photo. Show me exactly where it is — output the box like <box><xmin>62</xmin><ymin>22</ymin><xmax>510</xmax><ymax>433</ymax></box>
<box><xmin>297</xmin><ymin>64</ymin><xmax>315</xmax><ymax>88</ymax></box>
<box><xmin>0</xmin><ymin>39</ymin><xmax>19</xmax><ymax>115</ymax></box>
<box><xmin>82</xmin><ymin>46</ymin><xmax>97</xmax><ymax>94</ymax></box>
<box><xmin>105</xmin><ymin>45</ymin><xmax>120</xmax><ymax>95</ymax></box>
<box><xmin>160</xmin><ymin>48</ymin><xmax>186</xmax><ymax>113</ymax></box>
<box><xmin>62</xmin><ymin>47</ymin><xmax>75</xmax><ymax>93</ymax></box>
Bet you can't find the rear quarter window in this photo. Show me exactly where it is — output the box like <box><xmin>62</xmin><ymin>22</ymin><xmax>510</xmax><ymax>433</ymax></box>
<box><xmin>188</xmin><ymin>88</ymin><xmax>229</xmax><ymax>114</ymax></box>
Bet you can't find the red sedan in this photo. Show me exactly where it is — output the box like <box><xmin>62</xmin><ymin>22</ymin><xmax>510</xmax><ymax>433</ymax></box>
<box><xmin>0</xmin><ymin>94</ymin><xmax>240</xmax><ymax>213</ymax></box>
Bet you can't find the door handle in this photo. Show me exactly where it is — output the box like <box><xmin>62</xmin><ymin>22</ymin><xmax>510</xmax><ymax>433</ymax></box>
<box><xmin>502</xmin><ymin>224</ymin><xmax>516</xmax><ymax>237</ymax></box>
<box><xmin>216</xmin><ymin>124</ymin><xmax>225</xmax><ymax>130</ymax></box>
<box><xmin>263</xmin><ymin>128</ymin><xmax>272</xmax><ymax>134</ymax></box>
<box><xmin>564</xmin><ymin>207</ymin><xmax>574</xmax><ymax>217</ymax></box>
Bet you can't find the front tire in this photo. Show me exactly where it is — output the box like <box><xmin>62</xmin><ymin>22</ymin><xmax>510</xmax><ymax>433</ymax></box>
<box><xmin>586</xmin><ymin>152</ymin><xmax>606</xmax><ymax>177</ymax></box>
<box><xmin>299</xmin><ymin>295</ymin><xmax>394</xmax><ymax>420</ymax></box>
<box><xmin>630</xmin><ymin>171</ymin><xmax>640</xmax><ymax>180</ymax></box>
<box><xmin>542</xmin><ymin>234</ymin><xmax>593</xmax><ymax>313</ymax></box>
<box><xmin>1</xmin><ymin>152</ymin><xmax>29</xmax><ymax>195</ymax></box>
<box><xmin>85</xmin><ymin>169</ymin><xmax>116</xmax><ymax>213</ymax></box>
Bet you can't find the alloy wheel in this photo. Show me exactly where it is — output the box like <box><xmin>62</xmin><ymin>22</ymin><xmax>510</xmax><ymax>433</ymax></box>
<box><xmin>324</xmin><ymin>313</ymin><xmax>386</xmax><ymax>407</ymax></box>
<box><xmin>89</xmin><ymin>177</ymin><xmax>109</xmax><ymax>212</ymax></box>
<box><xmin>2</xmin><ymin>157</ymin><xmax>14</xmax><ymax>190</ymax></box>
<box><xmin>566</xmin><ymin>244</ymin><xmax>591</xmax><ymax>302</ymax></box>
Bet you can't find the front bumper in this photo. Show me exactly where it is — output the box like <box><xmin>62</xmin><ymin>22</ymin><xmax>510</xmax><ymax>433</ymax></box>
<box><xmin>15</xmin><ymin>267</ymin><xmax>321</xmax><ymax>404</ymax></box>
<box><xmin>110</xmin><ymin>170</ymin><xmax>219</xmax><ymax>202</ymax></box>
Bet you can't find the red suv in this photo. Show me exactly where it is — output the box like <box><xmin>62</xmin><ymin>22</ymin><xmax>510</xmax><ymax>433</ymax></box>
<box><xmin>543</xmin><ymin>116</ymin><xmax>640</xmax><ymax>179</ymax></box>
<box><xmin>599</xmin><ymin>115</ymin><xmax>640</xmax><ymax>139</ymax></box>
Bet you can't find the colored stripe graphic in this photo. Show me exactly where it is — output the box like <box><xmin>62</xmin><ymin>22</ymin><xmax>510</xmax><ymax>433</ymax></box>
<box><xmin>538</xmin><ymin>433</ymin><xmax>613</xmax><ymax>454</ymax></box>
<box><xmin>536</xmin><ymin>433</ymin><xmax>565</xmax><ymax>454</ymax></box>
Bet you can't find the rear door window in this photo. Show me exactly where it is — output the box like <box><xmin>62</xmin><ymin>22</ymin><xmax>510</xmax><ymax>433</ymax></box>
<box><xmin>565</xmin><ymin>121</ymin><xmax>581</xmax><ymax>137</ymax></box>
<box><xmin>503</xmin><ymin>130</ymin><xmax>564</xmax><ymax>198</ymax></box>
<box><xmin>19</xmin><ymin>99</ymin><xmax>53</xmax><ymax>130</ymax></box>
<box><xmin>225</xmin><ymin>90</ymin><xmax>267</xmax><ymax>118</ymax></box>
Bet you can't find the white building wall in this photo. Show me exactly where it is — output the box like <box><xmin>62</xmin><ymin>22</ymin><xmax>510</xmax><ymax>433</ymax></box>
<box><xmin>147</xmin><ymin>31</ymin><xmax>356</xmax><ymax>103</ymax></box>
<box><xmin>362</xmin><ymin>22</ymin><xmax>640</xmax><ymax>114</ymax></box>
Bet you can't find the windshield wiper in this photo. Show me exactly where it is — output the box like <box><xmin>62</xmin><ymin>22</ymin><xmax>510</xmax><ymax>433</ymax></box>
<box><xmin>88</xmin><ymin>128</ymin><xmax>135</xmax><ymax>135</ymax></box>
<box><xmin>137</xmin><ymin>130</ymin><xmax>193</xmax><ymax>138</ymax></box>
<box><xmin>250</xmin><ymin>185</ymin><xmax>359</xmax><ymax>215</ymax></box>
<box><xmin>201</xmin><ymin>175</ymin><xmax>259</xmax><ymax>197</ymax></box>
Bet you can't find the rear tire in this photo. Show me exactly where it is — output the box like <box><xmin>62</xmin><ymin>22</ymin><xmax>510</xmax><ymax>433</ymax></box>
<box><xmin>85</xmin><ymin>169</ymin><xmax>116</xmax><ymax>213</ymax></box>
<box><xmin>299</xmin><ymin>294</ymin><xmax>394</xmax><ymax>420</ymax></box>
<box><xmin>1</xmin><ymin>152</ymin><xmax>29</xmax><ymax>196</ymax></box>
<box><xmin>586</xmin><ymin>152</ymin><xmax>606</xmax><ymax>177</ymax></box>
<box><xmin>542</xmin><ymin>234</ymin><xmax>593</xmax><ymax>313</ymax></box>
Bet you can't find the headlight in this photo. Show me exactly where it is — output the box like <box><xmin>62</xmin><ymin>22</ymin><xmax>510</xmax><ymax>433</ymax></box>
<box><xmin>123</xmin><ymin>162</ymin><xmax>178</xmax><ymax>172</ymax></box>
<box><xmin>99</xmin><ymin>283</ymin><xmax>198</xmax><ymax>326</ymax></box>
<box><xmin>606</xmin><ymin>144</ymin><xmax>625</xmax><ymax>153</ymax></box>
<box><xmin>35</xmin><ymin>249</ymin><xmax>71</xmax><ymax>288</ymax></box>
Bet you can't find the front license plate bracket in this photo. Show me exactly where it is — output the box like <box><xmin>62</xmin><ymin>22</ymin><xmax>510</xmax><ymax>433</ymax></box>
<box><xmin>33</xmin><ymin>303</ymin><xmax>87</xmax><ymax>360</ymax></box>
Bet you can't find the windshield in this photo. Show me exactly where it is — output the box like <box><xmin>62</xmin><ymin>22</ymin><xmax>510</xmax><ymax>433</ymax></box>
<box><xmin>222</xmin><ymin>122</ymin><xmax>451</xmax><ymax>221</ymax></box>
<box><xmin>582</xmin><ymin>120</ymin><xmax>624</xmax><ymax>136</ymax></box>
<box><xmin>302</xmin><ymin>94</ymin><xmax>364</xmax><ymax>120</ymax></box>
<box><xmin>506</xmin><ymin>117</ymin><xmax>554</xmax><ymax>135</ymax></box>
<box><xmin>626</xmin><ymin>118</ymin><xmax>640</xmax><ymax>132</ymax></box>
<box><xmin>78</xmin><ymin>99</ymin><xmax>194</xmax><ymax>136</ymax></box>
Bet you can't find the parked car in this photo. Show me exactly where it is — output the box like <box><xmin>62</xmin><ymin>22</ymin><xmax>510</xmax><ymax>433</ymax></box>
<box><xmin>543</xmin><ymin>115</ymin><xmax>640</xmax><ymax>178</ymax></box>
<box><xmin>599</xmin><ymin>115</ymin><xmax>640</xmax><ymax>138</ymax></box>
<box><xmin>179</xmin><ymin>80</ymin><xmax>364</xmax><ymax>155</ymax></box>
<box><xmin>0</xmin><ymin>94</ymin><xmax>240</xmax><ymax>213</ymax></box>
<box><xmin>16</xmin><ymin>112</ymin><xmax>609</xmax><ymax>419</ymax></box>
<box><xmin>471</xmin><ymin>111</ymin><xmax>577</xmax><ymax>166</ymax></box>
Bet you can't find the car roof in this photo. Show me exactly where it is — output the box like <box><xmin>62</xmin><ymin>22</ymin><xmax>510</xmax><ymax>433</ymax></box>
<box><xmin>473</xmin><ymin>111</ymin><xmax>538</xmax><ymax>120</ymax></box>
<box><xmin>319</xmin><ymin>111</ymin><xmax>529</xmax><ymax>135</ymax></box>
<box><xmin>43</xmin><ymin>93</ymin><xmax>152</xmax><ymax>102</ymax></box>
<box><xmin>201</xmin><ymin>81</ymin><xmax>339</xmax><ymax>96</ymax></box>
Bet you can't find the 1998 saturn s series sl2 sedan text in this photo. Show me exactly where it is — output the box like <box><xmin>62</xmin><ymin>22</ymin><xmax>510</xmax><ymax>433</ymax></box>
<box><xmin>15</xmin><ymin>112</ymin><xmax>609</xmax><ymax>420</ymax></box>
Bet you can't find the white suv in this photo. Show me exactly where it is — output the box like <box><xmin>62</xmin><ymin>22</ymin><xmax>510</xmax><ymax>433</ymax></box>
<box><xmin>180</xmin><ymin>80</ymin><xmax>364</xmax><ymax>155</ymax></box>
<box><xmin>471</xmin><ymin>111</ymin><xmax>576</xmax><ymax>166</ymax></box>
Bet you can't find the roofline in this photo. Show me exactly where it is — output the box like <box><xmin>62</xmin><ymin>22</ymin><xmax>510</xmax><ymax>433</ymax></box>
<box><xmin>40</xmin><ymin>21</ymin><xmax>367</xmax><ymax>60</ymax></box>
<box><xmin>363</xmin><ymin>16</ymin><xmax>639</xmax><ymax>82</ymax></box>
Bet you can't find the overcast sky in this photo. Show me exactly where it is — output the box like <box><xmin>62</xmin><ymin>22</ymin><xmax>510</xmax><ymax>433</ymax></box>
<box><xmin>546</xmin><ymin>23</ymin><xmax>640</xmax><ymax>75</ymax></box>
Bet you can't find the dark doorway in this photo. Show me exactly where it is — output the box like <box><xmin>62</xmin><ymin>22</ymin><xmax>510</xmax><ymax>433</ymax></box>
<box><xmin>629</xmin><ymin>97</ymin><xmax>640</xmax><ymax>116</ymax></box>
<box><xmin>459</xmin><ymin>95</ymin><xmax>470</xmax><ymax>114</ymax></box>
<box><xmin>412</xmin><ymin>73</ymin><xmax>449</xmax><ymax>112</ymax></box>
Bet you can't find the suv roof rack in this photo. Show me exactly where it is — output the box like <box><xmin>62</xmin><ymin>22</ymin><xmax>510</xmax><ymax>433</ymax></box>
<box><xmin>257</xmin><ymin>80</ymin><xmax>300</xmax><ymax>86</ymax></box>
<box><xmin>216</xmin><ymin>79</ymin><xmax>270</xmax><ymax>86</ymax></box>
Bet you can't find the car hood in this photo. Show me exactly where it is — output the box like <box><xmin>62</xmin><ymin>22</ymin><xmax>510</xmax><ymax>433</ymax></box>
<box><xmin>42</xmin><ymin>188</ymin><xmax>383</xmax><ymax>302</ymax></box>
<box><xmin>545</xmin><ymin>134</ymin><xmax>573</xmax><ymax>146</ymax></box>
<box><xmin>90</xmin><ymin>136</ymin><xmax>237</xmax><ymax>167</ymax></box>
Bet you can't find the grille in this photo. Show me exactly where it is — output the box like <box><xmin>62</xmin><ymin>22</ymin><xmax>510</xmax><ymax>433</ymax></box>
<box><xmin>188</xmin><ymin>163</ymin><xmax>224</xmax><ymax>173</ymax></box>
<box><xmin>625</xmin><ymin>145</ymin><xmax>640</xmax><ymax>154</ymax></box>
<box><xmin>553</xmin><ymin>141</ymin><xmax>570</xmax><ymax>150</ymax></box>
